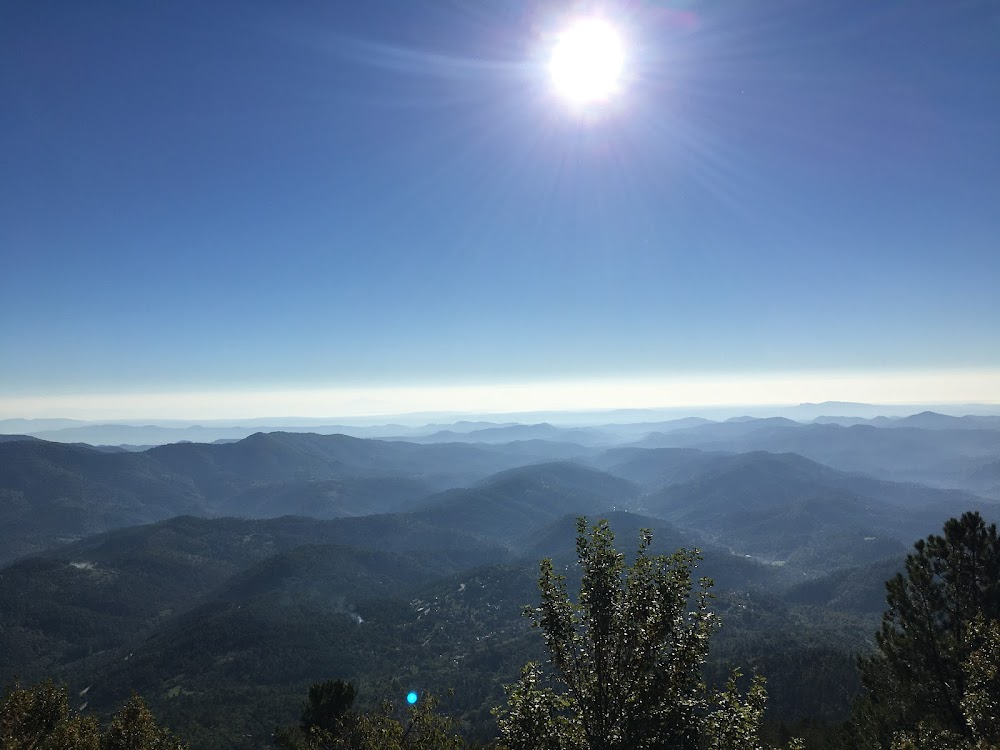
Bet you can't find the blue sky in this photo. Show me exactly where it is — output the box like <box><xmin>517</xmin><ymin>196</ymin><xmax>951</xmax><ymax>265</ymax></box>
<box><xmin>2</xmin><ymin>0</ymin><xmax>999</xmax><ymax>417</ymax></box>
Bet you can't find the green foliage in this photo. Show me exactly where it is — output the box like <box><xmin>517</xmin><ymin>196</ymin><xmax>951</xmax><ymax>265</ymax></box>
<box><xmin>703</xmin><ymin>671</ymin><xmax>770</xmax><ymax>750</ymax></box>
<box><xmin>856</xmin><ymin>512</ymin><xmax>1000</xmax><ymax>746</ymax></box>
<box><xmin>278</xmin><ymin>686</ymin><xmax>469</xmax><ymax>750</ymax></box>
<box><xmin>0</xmin><ymin>678</ymin><xmax>100</xmax><ymax>750</ymax></box>
<box><xmin>101</xmin><ymin>694</ymin><xmax>188</xmax><ymax>750</ymax></box>
<box><xmin>348</xmin><ymin>696</ymin><xmax>468</xmax><ymax>750</ymax></box>
<box><xmin>495</xmin><ymin>517</ymin><xmax>779</xmax><ymax>750</ymax></box>
<box><xmin>888</xmin><ymin>617</ymin><xmax>1000</xmax><ymax>750</ymax></box>
<box><xmin>961</xmin><ymin>617</ymin><xmax>1000</xmax><ymax>745</ymax></box>
<box><xmin>302</xmin><ymin>680</ymin><xmax>358</xmax><ymax>733</ymax></box>
<box><xmin>275</xmin><ymin>679</ymin><xmax>360</xmax><ymax>749</ymax></box>
<box><xmin>0</xmin><ymin>679</ymin><xmax>185</xmax><ymax>750</ymax></box>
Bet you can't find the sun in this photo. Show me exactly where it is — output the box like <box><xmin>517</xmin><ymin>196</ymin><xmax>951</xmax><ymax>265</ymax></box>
<box><xmin>548</xmin><ymin>18</ymin><xmax>626</xmax><ymax>107</ymax></box>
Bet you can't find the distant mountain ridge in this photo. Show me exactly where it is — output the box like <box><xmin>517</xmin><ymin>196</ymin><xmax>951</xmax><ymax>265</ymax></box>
<box><xmin>6</xmin><ymin>405</ymin><xmax>1000</xmax><ymax>448</ymax></box>
<box><xmin>4</xmin><ymin>417</ymin><xmax>998</xmax><ymax>565</ymax></box>
<box><xmin>632</xmin><ymin>419</ymin><xmax>1000</xmax><ymax>489</ymax></box>
<box><xmin>0</xmin><ymin>433</ymin><xmax>603</xmax><ymax>563</ymax></box>
<box><xmin>811</xmin><ymin>411</ymin><xmax>1000</xmax><ymax>430</ymax></box>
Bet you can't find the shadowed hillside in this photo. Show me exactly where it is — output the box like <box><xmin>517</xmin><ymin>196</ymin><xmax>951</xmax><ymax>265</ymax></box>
<box><xmin>0</xmin><ymin>434</ymin><xmax>608</xmax><ymax>564</ymax></box>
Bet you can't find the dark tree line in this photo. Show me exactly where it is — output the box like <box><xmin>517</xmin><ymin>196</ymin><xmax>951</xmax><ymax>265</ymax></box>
<box><xmin>0</xmin><ymin>680</ymin><xmax>186</xmax><ymax>749</ymax></box>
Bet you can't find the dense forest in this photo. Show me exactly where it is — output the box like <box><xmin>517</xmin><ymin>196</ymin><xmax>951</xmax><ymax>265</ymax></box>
<box><xmin>5</xmin><ymin>512</ymin><xmax>999</xmax><ymax>748</ymax></box>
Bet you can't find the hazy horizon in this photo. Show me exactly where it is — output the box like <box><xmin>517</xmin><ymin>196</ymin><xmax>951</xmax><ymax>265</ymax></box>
<box><xmin>2</xmin><ymin>367</ymin><xmax>999</xmax><ymax>422</ymax></box>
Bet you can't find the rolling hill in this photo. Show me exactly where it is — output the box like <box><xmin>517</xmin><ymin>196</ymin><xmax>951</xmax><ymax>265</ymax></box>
<box><xmin>0</xmin><ymin>433</ymin><xmax>605</xmax><ymax>564</ymax></box>
<box><xmin>632</xmin><ymin>419</ymin><xmax>1000</xmax><ymax>490</ymax></box>
<box><xmin>407</xmin><ymin>462</ymin><xmax>640</xmax><ymax>545</ymax></box>
<box><xmin>0</xmin><ymin>513</ymin><xmax>510</xmax><ymax>684</ymax></box>
<box><xmin>636</xmin><ymin>451</ymin><xmax>993</xmax><ymax>570</ymax></box>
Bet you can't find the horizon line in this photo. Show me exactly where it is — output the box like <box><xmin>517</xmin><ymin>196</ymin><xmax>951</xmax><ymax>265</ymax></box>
<box><xmin>1</xmin><ymin>368</ymin><xmax>998</xmax><ymax>421</ymax></box>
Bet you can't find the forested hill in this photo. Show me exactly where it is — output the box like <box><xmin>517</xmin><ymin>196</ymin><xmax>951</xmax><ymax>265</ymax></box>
<box><xmin>2</xmin><ymin>424</ymin><xmax>996</xmax><ymax>566</ymax></box>
<box><xmin>0</xmin><ymin>433</ymin><xmax>591</xmax><ymax>563</ymax></box>
<box><xmin>0</xmin><ymin>511</ymin><xmax>886</xmax><ymax>749</ymax></box>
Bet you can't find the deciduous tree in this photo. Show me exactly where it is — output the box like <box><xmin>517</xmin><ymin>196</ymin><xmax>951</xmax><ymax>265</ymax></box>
<box><xmin>0</xmin><ymin>680</ymin><xmax>185</xmax><ymax>750</ymax></box>
<box><xmin>495</xmin><ymin>517</ymin><xmax>778</xmax><ymax>750</ymax></box>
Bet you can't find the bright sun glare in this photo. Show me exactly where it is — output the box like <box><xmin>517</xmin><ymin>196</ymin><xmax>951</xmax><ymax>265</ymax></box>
<box><xmin>548</xmin><ymin>18</ymin><xmax>625</xmax><ymax>106</ymax></box>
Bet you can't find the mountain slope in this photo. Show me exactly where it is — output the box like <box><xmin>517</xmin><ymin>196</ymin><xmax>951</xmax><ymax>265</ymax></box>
<box><xmin>0</xmin><ymin>440</ymin><xmax>205</xmax><ymax>562</ymax></box>
<box><xmin>591</xmin><ymin>446</ymin><xmax>733</xmax><ymax>488</ymax></box>
<box><xmin>635</xmin><ymin>421</ymin><xmax>1000</xmax><ymax>489</ymax></box>
<box><xmin>0</xmin><ymin>433</ymin><xmax>602</xmax><ymax>563</ymax></box>
<box><xmin>782</xmin><ymin>557</ymin><xmax>905</xmax><ymax>613</ymax></box>
<box><xmin>520</xmin><ymin>510</ymin><xmax>794</xmax><ymax>590</ymax></box>
<box><xmin>408</xmin><ymin>462</ymin><xmax>640</xmax><ymax>545</ymax></box>
<box><xmin>215</xmin><ymin>476</ymin><xmax>434</xmax><ymax>518</ymax></box>
<box><xmin>0</xmin><ymin>513</ymin><xmax>510</xmax><ymax>685</ymax></box>
<box><xmin>638</xmin><ymin>451</ymin><xmax>993</xmax><ymax>571</ymax></box>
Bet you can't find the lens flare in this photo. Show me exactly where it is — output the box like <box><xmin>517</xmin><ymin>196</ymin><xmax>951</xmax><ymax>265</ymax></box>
<box><xmin>548</xmin><ymin>18</ymin><xmax>625</xmax><ymax>106</ymax></box>
<box><xmin>406</xmin><ymin>691</ymin><xmax>418</xmax><ymax>704</ymax></box>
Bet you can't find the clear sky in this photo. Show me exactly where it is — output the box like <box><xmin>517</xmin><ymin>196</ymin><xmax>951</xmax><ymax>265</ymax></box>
<box><xmin>2</xmin><ymin>0</ymin><xmax>999</xmax><ymax>418</ymax></box>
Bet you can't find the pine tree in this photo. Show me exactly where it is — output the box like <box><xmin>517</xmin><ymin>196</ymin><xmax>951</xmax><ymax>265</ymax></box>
<box><xmin>856</xmin><ymin>511</ymin><xmax>1000</xmax><ymax>747</ymax></box>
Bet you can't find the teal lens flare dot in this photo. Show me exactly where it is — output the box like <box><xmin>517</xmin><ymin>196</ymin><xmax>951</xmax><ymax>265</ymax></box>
<box><xmin>406</xmin><ymin>691</ymin><xmax>418</xmax><ymax>704</ymax></box>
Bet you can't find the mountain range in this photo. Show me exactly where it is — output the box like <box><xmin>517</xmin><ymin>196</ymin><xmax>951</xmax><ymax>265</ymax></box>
<box><xmin>2</xmin><ymin>407</ymin><xmax>999</xmax><ymax>748</ymax></box>
<box><xmin>4</xmin><ymin>406</ymin><xmax>1000</xmax><ymax>450</ymax></box>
